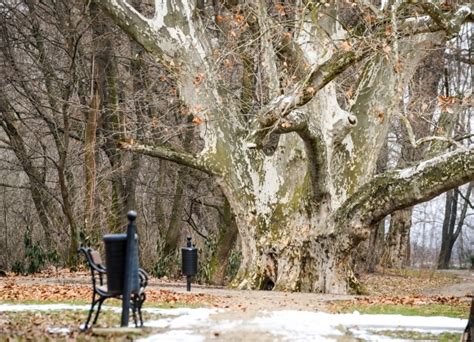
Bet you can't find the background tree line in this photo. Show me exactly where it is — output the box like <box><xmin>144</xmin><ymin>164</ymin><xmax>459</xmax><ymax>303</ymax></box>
<box><xmin>0</xmin><ymin>0</ymin><xmax>239</xmax><ymax>284</ymax></box>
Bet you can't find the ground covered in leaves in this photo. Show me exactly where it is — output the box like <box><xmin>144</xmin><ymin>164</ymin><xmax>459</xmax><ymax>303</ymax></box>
<box><xmin>0</xmin><ymin>282</ymin><xmax>215</xmax><ymax>307</ymax></box>
<box><xmin>359</xmin><ymin>268</ymin><xmax>464</xmax><ymax>296</ymax></box>
<box><xmin>0</xmin><ymin>267</ymin><xmax>472</xmax><ymax>341</ymax></box>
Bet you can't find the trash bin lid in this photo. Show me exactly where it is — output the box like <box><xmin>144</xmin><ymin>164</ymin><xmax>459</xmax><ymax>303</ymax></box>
<box><xmin>103</xmin><ymin>233</ymin><xmax>127</xmax><ymax>242</ymax></box>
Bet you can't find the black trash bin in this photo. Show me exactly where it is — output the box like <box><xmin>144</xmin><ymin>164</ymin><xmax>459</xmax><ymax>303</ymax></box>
<box><xmin>182</xmin><ymin>237</ymin><xmax>198</xmax><ymax>291</ymax></box>
<box><xmin>103</xmin><ymin>233</ymin><xmax>139</xmax><ymax>295</ymax></box>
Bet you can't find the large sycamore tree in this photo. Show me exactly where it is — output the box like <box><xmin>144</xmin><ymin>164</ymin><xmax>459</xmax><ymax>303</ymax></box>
<box><xmin>95</xmin><ymin>0</ymin><xmax>473</xmax><ymax>293</ymax></box>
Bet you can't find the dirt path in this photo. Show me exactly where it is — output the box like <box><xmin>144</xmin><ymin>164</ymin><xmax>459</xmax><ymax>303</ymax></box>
<box><xmin>150</xmin><ymin>283</ymin><xmax>355</xmax><ymax>310</ymax></box>
<box><xmin>422</xmin><ymin>270</ymin><xmax>474</xmax><ymax>297</ymax></box>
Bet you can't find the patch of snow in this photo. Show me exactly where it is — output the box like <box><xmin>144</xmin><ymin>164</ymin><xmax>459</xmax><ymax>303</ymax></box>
<box><xmin>138</xmin><ymin>308</ymin><xmax>217</xmax><ymax>341</ymax></box>
<box><xmin>47</xmin><ymin>327</ymin><xmax>71</xmax><ymax>335</ymax></box>
<box><xmin>139</xmin><ymin>329</ymin><xmax>204</xmax><ymax>342</ymax></box>
<box><xmin>143</xmin><ymin>308</ymin><xmax>219</xmax><ymax>329</ymax></box>
<box><xmin>249</xmin><ymin>310</ymin><xmax>466</xmax><ymax>341</ymax></box>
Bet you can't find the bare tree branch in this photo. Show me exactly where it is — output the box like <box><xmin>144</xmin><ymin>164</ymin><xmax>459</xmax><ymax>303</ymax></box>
<box><xmin>184</xmin><ymin>202</ymin><xmax>209</xmax><ymax>241</ymax></box>
<box><xmin>119</xmin><ymin>140</ymin><xmax>221</xmax><ymax>176</ymax></box>
<box><xmin>0</xmin><ymin>182</ymin><xmax>31</xmax><ymax>190</ymax></box>
<box><xmin>457</xmin><ymin>182</ymin><xmax>474</xmax><ymax>210</ymax></box>
<box><xmin>398</xmin><ymin>113</ymin><xmax>466</xmax><ymax>150</ymax></box>
<box><xmin>257</xmin><ymin>47</ymin><xmax>369</xmax><ymax>127</ymax></box>
<box><xmin>453</xmin><ymin>182</ymin><xmax>473</xmax><ymax>240</ymax></box>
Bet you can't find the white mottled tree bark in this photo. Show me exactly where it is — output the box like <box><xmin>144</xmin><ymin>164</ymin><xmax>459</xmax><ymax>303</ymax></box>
<box><xmin>95</xmin><ymin>0</ymin><xmax>474</xmax><ymax>293</ymax></box>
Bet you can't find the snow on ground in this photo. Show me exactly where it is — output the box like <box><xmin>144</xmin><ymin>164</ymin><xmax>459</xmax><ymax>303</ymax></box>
<box><xmin>249</xmin><ymin>310</ymin><xmax>466</xmax><ymax>341</ymax></box>
<box><xmin>0</xmin><ymin>304</ymin><xmax>467</xmax><ymax>341</ymax></box>
<box><xmin>140</xmin><ymin>308</ymin><xmax>467</xmax><ymax>341</ymax></box>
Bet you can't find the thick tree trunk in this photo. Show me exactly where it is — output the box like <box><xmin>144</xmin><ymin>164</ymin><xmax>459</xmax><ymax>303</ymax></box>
<box><xmin>209</xmin><ymin>198</ymin><xmax>239</xmax><ymax>285</ymax></box>
<box><xmin>231</xmin><ymin>213</ymin><xmax>361</xmax><ymax>293</ymax></box>
<box><xmin>360</xmin><ymin>220</ymin><xmax>385</xmax><ymax>275</ymax></box>
<box><xmin>438</xmin><ymin>183</ymin><xmax>473</xmax><ymax>269</ymax></box>
<box><xmin>438</xmin><ymin>190</ymin><xmax>458</xmax><ymax>269</ymax></box>
<box><xmin>161</xmin><ymin>167</ymin><xmax>187</xmax><ymax>260</ymax></box>
<box><xmin>0</xmin><ymin>105</ymin><xmax>54</xmax><ymax>249</ymax></box>
<box><xmin>380</xmin><ymin>209</ymin><xmax>412</xmax><ymax>268</ymax></box>
<box><xmin>438</xmin><ymin>239</ymin><xmax>456</xmax><ymax>269</ymax></box>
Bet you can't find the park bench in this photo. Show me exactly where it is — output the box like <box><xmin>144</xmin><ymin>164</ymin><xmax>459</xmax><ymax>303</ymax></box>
<box><xmin>79</xmin><ymin>247</ymin><xmax>148</xmax><ymax>330</ymax></box>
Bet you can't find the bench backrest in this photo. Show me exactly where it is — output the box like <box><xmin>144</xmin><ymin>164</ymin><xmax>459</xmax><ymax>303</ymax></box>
<box><xmin>79</xmin><ymin>246</ymin><xmax>148</xmax><ymax>295</ymax></box>
<box><xmin>89</xmin><ymin>250</ymin><xmax>103</xmax><ymax>266</ymax></box>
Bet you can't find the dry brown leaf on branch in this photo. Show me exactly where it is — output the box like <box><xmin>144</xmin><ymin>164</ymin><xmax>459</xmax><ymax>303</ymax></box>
<box><xmin>438</xmin><ymin>95</ymin><xmax>458</xmax><ymax>112</ymax></box>
<box><xmin>345</xmin><ymin>86</ymin><xmax>353</xmax><ymax>99</ymax></box>
<box><xmin>280</xmin><ymin>121</ymin><xmax>291</xmax><ymax>129</ymax></box>
<box><xmin>340</xmin><ymin>41</ymin><xmax>352</xmax><ymax>52</ymax></box>
<box><xmin>192</xmin><ymin>116</ymin><xmax>204</xmax><ymax>125</ymax></box>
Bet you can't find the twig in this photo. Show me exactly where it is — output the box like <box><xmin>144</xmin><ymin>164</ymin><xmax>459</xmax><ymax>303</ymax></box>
<box><xmin>398</xmin><ymin>113</ymin><xmax>466</xmax><ymax>150</ymax></box>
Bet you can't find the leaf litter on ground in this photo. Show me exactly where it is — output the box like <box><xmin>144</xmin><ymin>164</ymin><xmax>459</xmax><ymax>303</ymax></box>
<box><xmin>0</xmin><ymin>282</ymin><xmax>216</xmax><ymax>309</ymax></box>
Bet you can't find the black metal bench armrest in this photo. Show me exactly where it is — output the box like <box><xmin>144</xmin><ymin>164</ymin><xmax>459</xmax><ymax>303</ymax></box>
<box><xmin>139</xmin><ymin>268</ymin><xmax>149</xmax><ymax>288</ymax></box>
<box><xmin>90</xmin><ymin>263</ymin><xmax>107</xmax><ymax>274</ymax></box>
<box><xmin>78</xmin><ymin>247</ymin><xmax>106</xmax><ymax>273</ymax></box>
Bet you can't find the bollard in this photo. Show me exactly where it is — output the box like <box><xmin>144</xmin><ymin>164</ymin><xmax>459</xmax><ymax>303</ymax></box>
<box><xmin>121</xmin><ymin>210</ymin><xmax>137</xmax><ymax>327</ymax></box>
<box><xmin>181</xmin><ymin>237</ymin><xmax>198</xmax><ymax>291</ymax></box>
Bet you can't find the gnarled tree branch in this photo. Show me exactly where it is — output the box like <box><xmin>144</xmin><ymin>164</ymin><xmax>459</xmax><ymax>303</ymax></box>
<box><xmin>336</xmin><ymin>146</ymin><xmax>474</xmax><ymax>230</ymax></box>
<box><xmin>249</xmin><ymin>47</ymin><xmax>368</xmax><ymax>148</ymax></box>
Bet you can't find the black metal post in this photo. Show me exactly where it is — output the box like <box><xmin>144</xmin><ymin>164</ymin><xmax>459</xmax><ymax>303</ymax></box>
<box><xmin>121</xmin><ymin>210</ymin><xmax>137</xmax><ymax>327</ymax></box>
<box><xmin>186</xmin><ymin>237</ymin><xmax>192</xmax><ymax>292</ymax></box>
<box><xmin>187</xmin><ymin>276</ymin><xmax>191</xmax><ymax>291</ymax></box>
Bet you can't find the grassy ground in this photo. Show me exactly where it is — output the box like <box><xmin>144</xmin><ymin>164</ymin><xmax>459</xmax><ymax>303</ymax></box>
<box><xmin>370</xmin><ymin>330</ymin><xmax>461</xmax><ymax>341</ymax></box>
<box><xmin>330</xmin><ymin>301</ymin><xmax>469</xmax><ymax>318</ymax></box>
<box><xmin>0</xmin><ymin>309</ymin><xmax>160</xmax><ymax>341</ymax></box>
